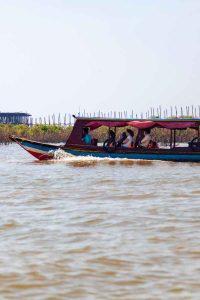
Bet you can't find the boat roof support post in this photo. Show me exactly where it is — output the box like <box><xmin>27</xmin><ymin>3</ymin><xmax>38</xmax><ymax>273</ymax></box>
<box><xmin>173</xmin><ymin>129</ymin><xmax>176</xmax><ymax>148</ymax></box>
<box><xmin>170</xmin><ymin>129</ymin><xmax>173</xmax><ymax>149</ymax></box>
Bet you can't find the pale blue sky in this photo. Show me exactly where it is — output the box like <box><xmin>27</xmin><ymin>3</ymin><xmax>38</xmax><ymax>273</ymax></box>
<box><xmin>0</xmin><ymin>0</ymin><xmax>200</xmax><ymax>117</ymax></box>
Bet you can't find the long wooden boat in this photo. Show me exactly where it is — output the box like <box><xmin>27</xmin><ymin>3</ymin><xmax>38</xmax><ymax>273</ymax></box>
<box><xmin>10</xmin><ymin>116</ymin><xmax>200</xmax><ymax>162</ymax></box>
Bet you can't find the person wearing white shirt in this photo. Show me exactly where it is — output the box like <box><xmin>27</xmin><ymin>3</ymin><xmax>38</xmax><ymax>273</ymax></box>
<box><xmin>140</xmin><ymin>129</ymin><xmax>151</xmax><ymax>148</ymax></box>
<box><xmin>122</xmin><ymin>129</ymin><xmax>134</xmax><ymax>148</ymax></box>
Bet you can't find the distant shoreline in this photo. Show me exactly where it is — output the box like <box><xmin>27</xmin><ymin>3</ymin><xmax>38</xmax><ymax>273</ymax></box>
<box><xmin>0</xmin><ymin>124</ymin><xmax>72</xmax><ymax>144</ymax></box>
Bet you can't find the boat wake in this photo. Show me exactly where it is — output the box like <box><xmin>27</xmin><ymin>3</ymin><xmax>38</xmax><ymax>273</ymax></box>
<box><xmin>53</xmin><ymin>148</ymin><xmax>74</xmax><ymax>159</ymax></box>
<box><xmin>52</xmin><ymin>149</ymin><xmax>154</xmax><ymax>167</ymax></box>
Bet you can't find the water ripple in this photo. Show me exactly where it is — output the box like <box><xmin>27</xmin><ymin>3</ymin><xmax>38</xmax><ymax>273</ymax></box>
<box><xmin>0</xmin><ymin>144</ymin><xmax>199</xmax><ymax>299</ymax></box>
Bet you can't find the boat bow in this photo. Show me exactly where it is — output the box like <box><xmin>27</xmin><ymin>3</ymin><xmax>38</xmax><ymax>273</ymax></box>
<box><xmin>9</xmin><ymin>135</ymin><xmax>59</xmax><ymax>160</ymax></box>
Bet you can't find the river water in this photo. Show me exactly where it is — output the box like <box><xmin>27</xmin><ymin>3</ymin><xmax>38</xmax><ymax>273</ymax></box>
<box><xmin>0</xmin><ymin>144</ymin><xmax>199</xmax><ymax>300</ymax></box>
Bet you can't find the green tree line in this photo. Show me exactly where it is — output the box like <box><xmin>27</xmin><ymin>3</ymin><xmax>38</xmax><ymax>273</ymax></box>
<box><xmin>0</xmin><ymin>124</ymin><xmax>198</xmax><ymax>145</ymax></box>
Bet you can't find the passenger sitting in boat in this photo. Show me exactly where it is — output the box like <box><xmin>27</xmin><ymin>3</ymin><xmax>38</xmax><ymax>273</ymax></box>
<box><xmin>108</xmin><ymin>129</ymin><xmax>116</xmax><ymax>146</ymax></box>
<box><xmin>122</xmin><ymin>129</ymin><xmax>134</xmax><ymax>148</ymax></box>
<box><xmin>82</xmin><ymin>127</ymin><xmax>92</xmax><ymax>144</ymax></box>
<box><xmin>103</xmin><ymin>129</ymin><xmax>116</xmax><ymax>151</ymax></box>
<box><xmin>117</xmin><ymin>132</ymin><xmax>127</xmax><ymax>147</ymax></box>
<box><xmin>139</xmin><ymin>129</ymin><xmax>151</xmax><ymax>148</ymax></box>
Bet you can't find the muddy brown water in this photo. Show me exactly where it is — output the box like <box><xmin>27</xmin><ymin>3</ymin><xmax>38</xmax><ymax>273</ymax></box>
<box><xmin>0</xmin><ymin>144</ymin><xmax>200</xmax><ymax>299</ymax></box>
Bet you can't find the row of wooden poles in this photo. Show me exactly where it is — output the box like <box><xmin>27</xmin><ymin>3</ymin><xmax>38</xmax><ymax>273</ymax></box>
<box><xmin>29</xmin><ymin>105</ymin><xmax>200</xmax><ymax>126</ymax></box>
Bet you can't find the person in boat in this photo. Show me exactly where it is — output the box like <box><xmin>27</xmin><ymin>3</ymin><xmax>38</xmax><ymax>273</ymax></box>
<box><xmin>139</xmin><ymin>129</ymin><xmax>151</xmax><ymax>148</ymax></box>
<box><xmin>82</xmin><ymin>127</ymin><xmax>92</xmax><ymax>144</ymax></box>
<box><xmin>117</xmin><ymin>131</ymin><xmax>127</xmax><ymax>147</ymax></box>
<box><xmin>108</xmin><ymin>129</ymin><xmax>116</xmax><ymax>146</ymax></box>
<box><xmin>103</xmin><ymin>129</ymin><xmax>116</xmax><ymax>150</ymax></box>
<box><xmin>122</xmin><ymin>129</ymin><xmax>134</xmax><ymax>148</ymax></box>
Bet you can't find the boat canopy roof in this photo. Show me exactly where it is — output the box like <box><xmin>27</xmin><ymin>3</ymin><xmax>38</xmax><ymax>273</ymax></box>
<box><xmin>66</xmin><ymin>116</ymin><xmax>200</xmax><ymax>145</ymax></box>
<box><xmin>85</xmin><ymin>119</ymin><xmax>200</xmax><ymax>130</ymax></box>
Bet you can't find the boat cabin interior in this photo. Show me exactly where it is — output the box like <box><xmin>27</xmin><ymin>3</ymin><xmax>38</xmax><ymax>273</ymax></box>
<box><xmin>64</xmin><ymin>116</ymin><xmax>200</xmax><ymax>153</ymax></box>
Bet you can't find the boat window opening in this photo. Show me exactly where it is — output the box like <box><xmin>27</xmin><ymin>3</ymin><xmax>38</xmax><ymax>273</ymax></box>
<box><xmin>90</xmin><ymin>126</ymin><xmax>160</xmax><ymax>149</ymax></box>
<box><xmin>90</xmin><ymin>126</ymin><xmax>109</xmax><ymax>146</ymax></box>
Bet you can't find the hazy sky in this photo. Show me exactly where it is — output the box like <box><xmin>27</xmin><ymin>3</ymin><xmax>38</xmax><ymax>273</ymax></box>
<box><xmin>0</xmin><ymin>0</ymin><xmax>200</xmax><ymax>117</ymax></box>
